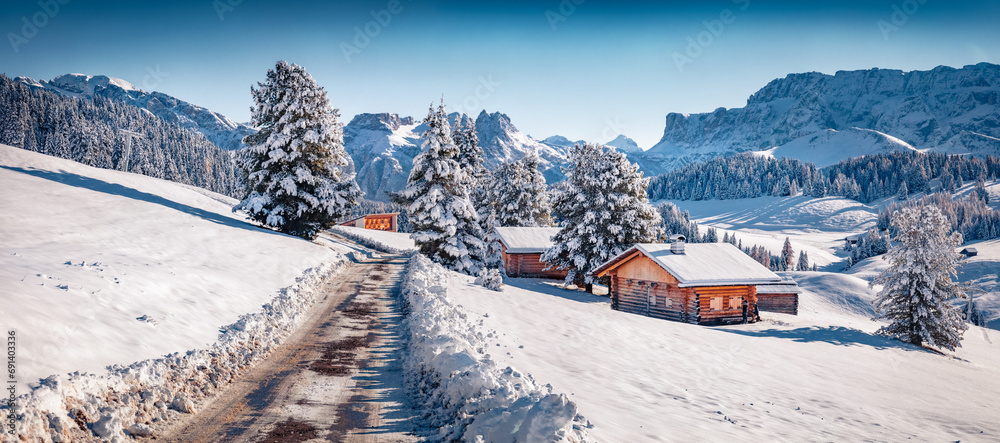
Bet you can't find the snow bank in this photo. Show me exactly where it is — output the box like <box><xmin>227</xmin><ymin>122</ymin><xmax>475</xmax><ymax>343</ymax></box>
<box><xmin>0</xmin><ymin>258</ymin><xmax>346</xmax><ymax>442</ymax></box>
<box><xmin>331</xmin><ymin>225</ymin><xmax>416</xmax><ymax>253</ymax></box>
<box><xmin>399</xmin><ymin>254</ymin><xmax>592</xmax><ymax>442</ymax></box>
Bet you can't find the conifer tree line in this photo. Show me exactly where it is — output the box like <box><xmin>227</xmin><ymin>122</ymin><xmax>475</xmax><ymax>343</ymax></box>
<box><xmin>646</xmin><ymin>151</ymin><xmax>1000</xmax><ymax>204</ymax></box>
<box><xmin>0</xmin><ymin>74</ymin><xmax>241</xmax><ymax>196</ymax></box>
<box><xmin>646</xmin><ymin>155</ymin><xmax>818</xmax><ymax>201</ymax></box>
<box><xmin>877</xmin><ymin>192</ymin><xmax>1000</xmax><ymax>244</ymax></box>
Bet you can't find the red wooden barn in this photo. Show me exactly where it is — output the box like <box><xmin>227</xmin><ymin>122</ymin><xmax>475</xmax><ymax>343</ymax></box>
<box><xmin>593</xmin><ymin>237</ymin><xmax>799</xmax><ymax>325</ymax></box>
<box><xmin>494</xmin><ymin>227</ymin><xmax>567</xmax><ymax>279</ymax></box>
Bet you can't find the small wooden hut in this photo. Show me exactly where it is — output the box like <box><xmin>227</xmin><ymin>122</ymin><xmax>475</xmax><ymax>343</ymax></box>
<box><xmin>339</xmin><ymin>213</ymin><xmax>399</xmax><ymax>232</ymax></box>
<box><xmin>593</xmin><ymin>238</ymin><xmax>800</xmax><ymax>325</ymax></box>
<box><xmin>494</xmin><ymin>227</ymin><xmax>567</xmax><ymax>279</ymax></box>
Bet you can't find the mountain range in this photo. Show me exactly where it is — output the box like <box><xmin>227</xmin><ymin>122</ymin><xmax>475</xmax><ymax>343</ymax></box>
<box><xmin>631</xmin><ymin>62</ymin><xmax>1000</xmax><ymax>174</ymax></box>
<box><xmin>16</xmin><ymin>74</ymin><xmax>254</xmax><ymax>151</ymax></box>
<box><xmin>15</xmin><ymin>63</ymin><xmax>1000</xmax><ymax>200</ymax></box>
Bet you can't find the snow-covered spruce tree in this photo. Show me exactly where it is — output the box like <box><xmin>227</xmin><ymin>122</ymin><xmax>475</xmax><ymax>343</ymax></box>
<box><xmin>781</xmin><ymin>237</ymin><xmax>795</xmax><ymax>271</ymax></box>
<box><xmin>234</xmin><ymin>61</ymin><xmax>361</xmax><ymax>239</ymax></box>
<box><xmin>797</xmin><ymin>250</ymin><xmax>810</xmax><ymax>272</ymax></box>
<box><xmin>897</xmin><ymin>181</ymin><xmax>909</xmax><ymax>201</ymax></box>
<box><xmin>390</xmin><ymin>102</ymin><xmax>486</xmax><ymax>275</ymax></box>
<box><xmin>478</xmin><ymin>153</ymin><xmax>553</xmax><ymax>227</ymax></box>
<box><xmin>480</xmin><ymin>209</ymin><xmax>506</xmax><ymax>272</ymax></box>
<box><xmin>869</xmin><ymin>204</ymin><xmax>968</xmax><ymax>351</ymax></box>
<box><xmin>454</xmin><ymin>115</ymin><xmax>486</xmax><ymax>187</ymax></box>
<box><xmin>542</xmin><ymin>143</ymin><xmax>663</xmax><ymax>292</ymax></box>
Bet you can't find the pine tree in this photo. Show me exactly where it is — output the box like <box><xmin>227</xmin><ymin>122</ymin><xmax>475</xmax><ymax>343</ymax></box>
<box><xmin>705</xmin><ymin>227</ymin><xmax>719</xmax><ymax>243</ymax></box>
<box><xmin>454</xmin><ymin>115</ymin><xmax>486</xmax><ymax>187</ymax></box>
<box><xmin>869</xmin><ymin>204</ymin><xmax>968</xmax><ymax>351</ymax></box>
<box><xmin>542</xmin><ymin>143</ymin><xmax>663</xmax><ymax>291</ymax></box>
<box><xmin>797</xmin><ymin>250</ymin><xmax>810</xmax><ymax>272</ymax></box>
<box><xmin>391</xmin><ymin>102</ymin><xmax>486</xmax><ymax>275</ymax></box>
<box><xmin>234</xmin><ymin>61</ymin><xmax>361</xmax><ymax>239</ymax></box>
<box><xmin>781</xmin><ymin>237</ymin><xmax>795</xmax><ymax>271</ymax></box>
<box><xmin>478</xmin><ymin>154</ymin><xmax>553</xmax><ymax>227</ymax></box>
<box><xmin>481</xmin><ymin>210</ymin><xmax>506</xmax><ymax>273</ymax></box>
<box><xmin>973</xmin><ymin>179</ymin><xmax>990</xmax><ymax>204</ymax></box>
<box><xmin>897</xmin><ymin>181</ymin><xmax>908</xmax><ymax>201</ymax></box>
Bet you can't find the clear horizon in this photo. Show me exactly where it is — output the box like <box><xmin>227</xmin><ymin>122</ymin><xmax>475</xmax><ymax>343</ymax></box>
<box><xmin>2</xmin><ymin>0</ymin><xmax>998</xmax><ymax>148</ymax></box>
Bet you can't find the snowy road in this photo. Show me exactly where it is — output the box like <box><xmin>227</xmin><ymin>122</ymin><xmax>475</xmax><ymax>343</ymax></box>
<box><xmin>161</xmin><ymin>249</ymin><xmax>417</xmax><ymax>442</ymax></box>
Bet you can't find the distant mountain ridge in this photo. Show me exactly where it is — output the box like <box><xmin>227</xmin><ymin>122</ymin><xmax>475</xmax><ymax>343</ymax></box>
<box><xmin>344</xmin><ymin>110</ymin><xmax>572</xmax><ymax>201</ymax></box>
<box><xmin>632</xmin><ymin>63</ymin><xmax>1000</xmax><ymax>174</ymax></box>
<box><xmin>16</xmin><ymin>74</ymin><xmax>254</xmax><ymax>151</ymax></box>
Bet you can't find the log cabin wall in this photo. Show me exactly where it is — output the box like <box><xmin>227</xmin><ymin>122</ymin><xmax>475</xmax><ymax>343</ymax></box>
<box><xmin>757</xmin><ymin>293</ymin><xmax>798</xmax><ymax>315</ymax></box>
<box><xmin>693</xmin><ymin>285</ymin><xmax>755</xmax><ymax>325</ymax></box>
<box><xmin>501</xmin><ymin>246</ymin><xmax>567</xmax><ymax>279</ymax></box>
<box><xmin>611</xmin><ymin>276</ymin><xmax>698</xmax><ymax>324</ymax></box>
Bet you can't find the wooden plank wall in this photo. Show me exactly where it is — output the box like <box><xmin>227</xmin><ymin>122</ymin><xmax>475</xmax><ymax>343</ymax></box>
<box><xmin>611</xmin><ymin>276</ymin><xmax>698</xmax><ymax>324</ymax></box>
<box><xmin>757</xmin><ymin>293</ymin><xmax>798</xmax><ymax>315</ymax></box>
<box><xmin>502</xmin><ymin>250</ymin><xmax>567</xmax><ymax>279</ymax></box>
<box><xmin>695</xmin><ymin>286</ymin><xmax>753</xmax><ymax>324</ymax></box>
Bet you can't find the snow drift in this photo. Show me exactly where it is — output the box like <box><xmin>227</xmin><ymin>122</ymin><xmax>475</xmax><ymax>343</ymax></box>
<box><xmin>399</xmin><ymin>254</ymin><xmax>592</xmax><ymax>442</ymax></box>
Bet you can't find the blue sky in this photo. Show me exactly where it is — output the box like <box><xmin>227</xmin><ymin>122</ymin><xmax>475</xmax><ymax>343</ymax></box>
<box><xmin>2</xmin><ymin>0</ymin><xmax>998</xmax><ymax>148</ymax></box>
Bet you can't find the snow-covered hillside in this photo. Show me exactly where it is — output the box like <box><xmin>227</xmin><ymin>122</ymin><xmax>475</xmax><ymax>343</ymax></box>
<box><xmin>0</xmin><ymin>144</ymin><xmax>342</xmax><ymax>391</ymax></box>
<box><xmin>16</xmin><ymin>74</ymin><xmax>254</xmax><ymax>151</ymax></box>
<box><xmin>754</xmin><ymin>127</ymin><xmax>918</xmax><ymax>167</ymax></box>
<box><xmin>633</xmin><ymin>63</ymin><xmax>1000</xmax><ymax>173</ymax></box>
<box><xmin>444</xmin><ymin>271</ymin><xmax>1000</xmax><ymax>441</ymax></box>
<box><xmin>344</xmin><ymin>111</ymin><xmax>571</xmax><ymax>201</ymax></box>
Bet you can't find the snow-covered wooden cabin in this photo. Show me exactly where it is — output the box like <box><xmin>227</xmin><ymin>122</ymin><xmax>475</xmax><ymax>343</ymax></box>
<box><xmin>593</xmin><ymin>237</ymin><xmax>800</xmax><ymax>325</ymax></box>
<box><xmin>339</xmin><ymin>213</ymin><xmax>399</xmax><ymax>232</ymax></box>
<box><xmin>494</xmin><ymin>227</ymin><xmax>567</xmax><ymax>279</ymax></box>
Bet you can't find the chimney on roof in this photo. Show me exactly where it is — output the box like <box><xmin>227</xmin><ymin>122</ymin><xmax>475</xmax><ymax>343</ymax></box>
<box><xmin>669</xmin><ymin>234</ymin><xmax>686</xmax><ymax>255</ymax></box>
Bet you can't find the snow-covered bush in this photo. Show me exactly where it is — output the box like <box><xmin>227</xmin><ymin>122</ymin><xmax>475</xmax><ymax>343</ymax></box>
<box><xmin>399</xmin><ymin>254</ymin><xmax>592</xmax><ymax>442</ymax></box>
<box><xmin>475</xmin><ymin>268</ymin><xmax>504</xmax><ymax>292</ymax></box>
<box><xmin>0</xmin><ymin>257</ymin><xmax>347</xmax><ymax>442</ymax></box>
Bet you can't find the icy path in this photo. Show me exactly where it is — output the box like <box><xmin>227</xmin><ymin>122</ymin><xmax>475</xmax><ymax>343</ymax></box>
<box><xmin>162</xmin><ymin>251</ymin><xmax>418</xmax><ymax>442</ymax></box>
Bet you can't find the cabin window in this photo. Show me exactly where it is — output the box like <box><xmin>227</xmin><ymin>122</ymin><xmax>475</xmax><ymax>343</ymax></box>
<box><xmin>710</xmin><ymin>297</ymin><xmax>723</xmax><ymax>311</ymax></box>
<box><xmin>729</xmin><ymin>296</ymin><xmax>744</xmax><ymax>309</ymax></box>
<box><xmin>662</xmin><ymin>296</ymin><xmax>672</xmax><ymax>308</ymax></box>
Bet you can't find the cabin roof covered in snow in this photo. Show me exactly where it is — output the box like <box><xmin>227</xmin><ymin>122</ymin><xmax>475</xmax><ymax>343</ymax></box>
<box><xmin>594</xmin><ymin>243</ymin><xmax>786</xmax><ymax>288</ymax></box>
<box><xmin>494</xmin><ymin>227</ymin><xmax>561</xmax><ymax>254</ymax></box>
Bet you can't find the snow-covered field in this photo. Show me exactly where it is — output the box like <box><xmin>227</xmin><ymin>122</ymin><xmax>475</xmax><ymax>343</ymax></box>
<box><xmin>0</xmin><ymin>145</ymin><xmax>347</xmax><ymax>440</ymax></box>
<box><xmin>446</xmin><ymin>273</ymin><xmax>1000</xmax><ymax>441</ymax></box>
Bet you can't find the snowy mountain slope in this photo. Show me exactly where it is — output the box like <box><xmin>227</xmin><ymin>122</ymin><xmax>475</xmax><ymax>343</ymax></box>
<box><xmin>344</xmin><ymin>111</ymin><xmax>571</xmax><ymax>201</ymax></box>
<box><xmin>0</xmin><ymin>143</ymin><xmax>342</xmax><ymax>392</ymax></box>
<box><xmin>754</xmin><ymin>127</ymin><xmax>919</xmax><ymax>167</ymax></box>
<box><xmin>633</xmin><ymin>63</ymin><xmax>1000</xmax><ymax>173</ymax></box>
<box><xmin>540</xmin><ymin>134</ymin><xmax>643</xmax><ymax>153</ymax></box>
<box><xmin>16</xmin><ymin>74</ymin><xmax>254</xmax><ymax>151</ymax></box>
<box><xmin>604</xmin><ymin>134</ymin><xmax>643</xmax><ymax>153</ymax></box>
<box><xmin>442</xmin><ymin>269</ymin><xmax>1000</xmax><ymax>441</ymax></box>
